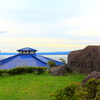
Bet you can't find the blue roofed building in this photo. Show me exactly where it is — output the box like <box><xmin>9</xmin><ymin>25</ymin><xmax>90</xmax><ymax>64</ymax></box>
<box><xmin>0</xmin><ymin>47</ymin><xmax>64</xmax><ymax>69</ymax></box>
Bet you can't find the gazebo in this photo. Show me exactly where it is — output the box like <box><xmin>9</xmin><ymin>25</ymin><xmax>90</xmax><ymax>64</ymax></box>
<box><xmin>0</xmin><ymin>47</ymin><xmax>64</xmax><ymax>69</ymax></box>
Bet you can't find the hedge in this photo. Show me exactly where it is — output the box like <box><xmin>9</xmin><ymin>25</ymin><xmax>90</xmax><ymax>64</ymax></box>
<box><xmin>0</xmin><ymin>66</ymin><xmax>47</xmax><ymax>75</ymax></box>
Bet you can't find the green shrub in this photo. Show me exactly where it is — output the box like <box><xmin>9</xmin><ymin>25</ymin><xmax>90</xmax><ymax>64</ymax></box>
<box><xmin>59</xmin><ymin>58</ymin><xmax>66</xmax><ymax>64</ymax></box>
<box><xmin>7</xmin><ymin>67</ymin><xmax>26</xmax><ymax>75</ymax></box>
<box><xmin>47</xmin><ymin>60</ymin><xmax>56</xmax><ymax>68</ymax></box>
<box><xmin>24</xmin><ymin>67</ymin><xmax>36</xmax><ymax>73</ymax></box>
<box><xmin>6</xmin><ymin>66</ymin><xmax>47</xmax><ymax>75</ymax></box>
<box><xmin>85</xmin><ymin>78</ymin><xmax>99</xmax><ymax>99</ymax></box>
<box><xmin>51</xmin><ymin>78</ymin><xmax>100</xmax><ymax>100</ymax></box>
<box><xmin>66</xmin><ymin>65</ymin><xmax>72</xmax><ymax>73</ymax></box>
<box><xmin>0</xmin><ymin>70</ymin><xmax>6</xmax><ymax>75</ymax></box>
<box><xmin>76</xmin><ymin>78</ymin><xmax>100</xmax><ymax>100</ymax></box>
<box><xmin>35</xmin><ymin>67</ymin><xmax>47</xmax><ymax>74</ymax></box>
<box><xmin>51</xmin><ymin>82</ymin><xmax>80</xmax><ymax>100</ymax></box>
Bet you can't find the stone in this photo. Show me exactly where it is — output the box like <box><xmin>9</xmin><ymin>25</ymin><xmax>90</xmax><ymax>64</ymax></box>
<box><xmin>49</xmin><ymin>65</ymin><xmax>67</xmax><ymax>76</ymax></box>
<box><xmin>68</xmin><ymin>45</ymin><xmax>100</xmax><ymax>74</ymax></box>
<box><xmin>82</xmin><ymin>71</ymin><xmax>100</xmax><ymax>84</ymax></box>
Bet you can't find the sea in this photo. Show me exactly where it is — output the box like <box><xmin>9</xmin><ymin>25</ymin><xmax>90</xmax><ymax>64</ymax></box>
<box><xmin>0</xmin><ymin>55</ymin><xmax>68</xmax><ymax>63</ymax></box>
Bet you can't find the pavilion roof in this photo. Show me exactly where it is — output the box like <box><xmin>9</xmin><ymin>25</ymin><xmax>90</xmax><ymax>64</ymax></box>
<box><xmin>17</xmin><ymin>47</ymin><xmax>37</xmax><ymax>52</ymax></box>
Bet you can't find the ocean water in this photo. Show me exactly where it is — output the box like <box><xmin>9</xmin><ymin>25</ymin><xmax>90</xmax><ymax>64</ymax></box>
<box><xmin>0</xmin><ymin>55</ymin><xmax>68</xmax><ymax>63</ymax></box>
<box><xmin>43</xmin><ymin>55</ymin><xmax>68</xmax><ymax>62</ymax></box>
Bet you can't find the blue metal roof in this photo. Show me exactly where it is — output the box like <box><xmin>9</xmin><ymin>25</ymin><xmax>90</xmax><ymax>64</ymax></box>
<box><xmin>0</xmin><ymin>54</ymin><xmax>64</xmax><ymax>70</ymax></box>
<box><xmin>17</xmin><ymin>47</ymin><xmax>37</xmax><ymax>51</ymax></box>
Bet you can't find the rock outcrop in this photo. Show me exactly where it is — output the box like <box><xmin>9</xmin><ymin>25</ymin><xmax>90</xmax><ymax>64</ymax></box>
<box><xmin>68</xmin><ymin>45</ymin><xmax>100</xmax><ymax>74</ymax></box>
<box><xmin>82</xmin><ymin>71</ymin><xmax>100</xmax><ymax>84</ymax></box>
<box><xmin>49</xmin><ymin>65</ymin><xmax>67</xmax><ymax>76</ymax></box>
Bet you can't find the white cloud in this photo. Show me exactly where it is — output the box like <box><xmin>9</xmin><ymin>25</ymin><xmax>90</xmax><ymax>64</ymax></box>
<box><xmin>67</xmin><ymin>29</ymin><xmax>100</xmax><ymax>37</ymax></box>
<box><xmin>61</xmin><ymin>16</ymin><xmax>100</xmax><ymax>29</ymax></box>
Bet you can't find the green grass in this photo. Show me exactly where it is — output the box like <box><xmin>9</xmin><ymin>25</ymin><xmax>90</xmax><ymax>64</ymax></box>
<box><xmin>0</xmin><ymin>73</ymin><xmax>86</xmax><ymax>100</ymax></box>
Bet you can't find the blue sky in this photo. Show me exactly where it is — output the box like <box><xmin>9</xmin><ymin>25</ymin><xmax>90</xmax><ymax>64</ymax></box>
<box><xmin>0</xmin><ymin>0</ymin><xmax>100</xmax><ymax>53</ymax></box>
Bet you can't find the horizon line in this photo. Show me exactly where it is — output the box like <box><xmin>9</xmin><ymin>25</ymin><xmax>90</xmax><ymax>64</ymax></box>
<box><xmin>0</xmin><ymin>51</ymin><xmax>70</xmax><ymax>55</ymax></box>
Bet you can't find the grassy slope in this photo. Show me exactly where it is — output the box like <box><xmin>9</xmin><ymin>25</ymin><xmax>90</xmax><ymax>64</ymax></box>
<box><xmin>0</xmin><ymin>73</ymin><xmax>86</xmax><ymax>100</ymax></box>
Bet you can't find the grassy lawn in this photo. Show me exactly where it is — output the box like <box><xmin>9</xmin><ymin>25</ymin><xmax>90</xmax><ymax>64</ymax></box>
<box><xmin>0</xmin><ymin>73</ymin><xmax>86</xmax><ymax>100</ymax></box>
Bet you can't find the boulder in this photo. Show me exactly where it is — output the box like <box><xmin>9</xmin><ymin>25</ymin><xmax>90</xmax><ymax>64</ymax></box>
<box><xmin>49</xmin><ymin>65</ymin><xmax>67</xmax><ymax>76</ymax></box>
<box><xmin>68</xmin><ymin>45</ymin><xmax>100</xmax><ymax>74</ymax></box>
<box><xmin>82</xmin><ymin>71</ymin><xmax>100</xmax><ymax>84</ymax></box>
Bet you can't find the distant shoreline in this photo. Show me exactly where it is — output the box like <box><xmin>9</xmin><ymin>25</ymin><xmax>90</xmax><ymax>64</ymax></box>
<box><xmin>0</xmin><ymin>51</ymin><xmax>70</xmax><ymax>55</ymax></box>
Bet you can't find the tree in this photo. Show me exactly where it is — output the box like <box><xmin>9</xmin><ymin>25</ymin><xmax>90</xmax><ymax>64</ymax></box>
<box><xmin>47</xmin><ymin>60</ymin><xmax>56</xmax><ymax>68</ymax></box>
<box><xmin>59</xmin><ymin>58</ymin><xmax>66</xmax><ymax>64</ymax></box>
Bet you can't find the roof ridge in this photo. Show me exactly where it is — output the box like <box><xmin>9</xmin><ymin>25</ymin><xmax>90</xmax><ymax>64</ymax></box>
<box><xmin>31</xmin><ymin>54</ymin><xmax>47</xmax><ymax>64</ymax></box>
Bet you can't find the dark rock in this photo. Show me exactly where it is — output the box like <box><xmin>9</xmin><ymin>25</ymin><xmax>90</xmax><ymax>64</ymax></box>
<box><xmin>68</xmin><ymin>45</ymin><xmax>100</xmax><ymax>74</ymax></box>
<box><xmin>82</xmin><ymin>71</ymin><xmax>100</xmax><ymax>84</ymax></box>
<box><xmin>49</xmin><ymin>65</ymin><xmax>67</xmax><ymax>76</ymax></box>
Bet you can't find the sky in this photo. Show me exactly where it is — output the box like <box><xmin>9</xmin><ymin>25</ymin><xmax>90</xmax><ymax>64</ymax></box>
<box><xmin>0</xmin><ymin>0</ymin><xmax>100</xmax><ymax>53</ymax></box>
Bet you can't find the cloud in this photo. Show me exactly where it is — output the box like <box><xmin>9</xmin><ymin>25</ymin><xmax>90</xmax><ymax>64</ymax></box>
<box><xmin>67</xmin><ymin>29</ymin><xmax>100</xmax><ymax>37</ymax></box>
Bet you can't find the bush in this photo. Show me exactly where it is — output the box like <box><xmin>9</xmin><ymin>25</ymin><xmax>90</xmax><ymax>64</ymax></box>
<box><xmin>35</xmin><ymin>67</ymin><xmax>47</xmax><ymax>74</ymax></box>
<box><xmin>76</xmin><ymin>78</ymin><xmax>100</xmax><ymax>100</ymax></box>
<box><xmin>59</xmin><ymin>58</ymin><xmax>66</xmax><ymax>64</ymax></box>
<box><xmin>24</xmin><ymin>67</ymin><xmax>36</xmax><ymax>73</ymax></box>
<box><xmin>66</xmin><ymin>65</ymin><xmax>72</xmax><ymax>73</ymax></box>
<box><xmin>7</xmin><ymin>67</ymin><xmax>26</xmax><ymax>75</ymax></box>
<box><xmin>47</xmin><ymin>60</ymin><xmax>56</xmax><ymax>68</ymax></box>
<box><xmin>51</xmin><ymin>78</ymin><xmax>100</xmax><ymax>100</ymax></box>
<box><xmin>0</xmin><ymin>70</ymin><xmax>6</xmax><ymax>75</ymax></box>
<box><xmin>51</xmin><ymin>82</ymin><xmax>80</xmax><ymax>100</ymax></box>
<box><xmin>6</xmin><ymin>66</ymin><xmax>47</xmax><ymax>75</ymax></box>
<box><xmin>85</xmin><ymin>78</ymin><xmax>99</xmax><ymax>99</ymax></box>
